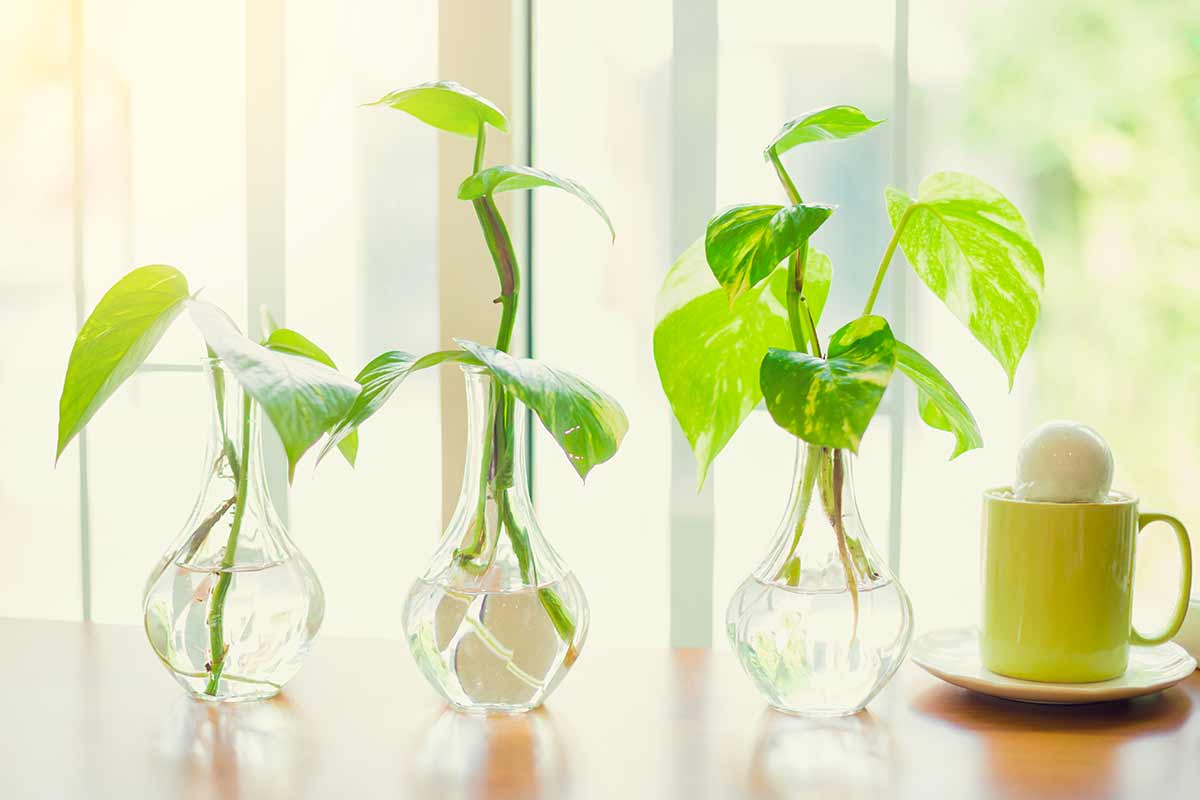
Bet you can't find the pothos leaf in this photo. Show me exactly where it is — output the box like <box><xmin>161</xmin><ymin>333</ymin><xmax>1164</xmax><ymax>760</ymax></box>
<box><xmin>316</xmin><ymin>349</ymin><xmax>478</xmax><ymax>464</ymax></box>
<box><xmin>886</xmin><ymin>172</ymin><xmax>1043</xmax><ymax>387</ymax></box>
<box><xmin>365</xmin><ymin>80</ymin><xmax>508</xmax><ymax>137</ymax></box>
<box><xmin>893</xmin><ymin>341</ymin><xmax>982</xmax><ymax>459</ymax></box>
<box><xmin>263</xmin><ymin>327</ymin><xmax>359</xmax><ymax>467</ymax></box>
<box><xmin>455</xmin><ymin>340</ymin><xmax>628</xmax><ymax>481</ymax></box>
<box><xmin>56</xmin><ymin>265</ymin><xmax>190</xmax><ymax>460</ymax></box>
<box><xmin>188</xmin><ymin>301</ymin><xmax>360</xmax><ymax>481</ymax></box>
<box><xmin>760</xmin><ymin>315</ymin><xmax>897</xmax><ymax>452</ymax></box>
<box><xmin>704</xmin><ymin>203</ymin><xmax>833</xmax><ymax>300</ymax></box>
<box><xmin>766</xmin><ymin>105</ymin><xmax>883</xmax><ymax>156</ymax></box>
<box><xmin>457</xmin><ymin>164</ymin><xmax>614</xmax><ymax>240</ymax></box>
<box><xmin>653</xmin><ymin>237</ymin><xmax>834</xmax><ymax>487</ymax></box>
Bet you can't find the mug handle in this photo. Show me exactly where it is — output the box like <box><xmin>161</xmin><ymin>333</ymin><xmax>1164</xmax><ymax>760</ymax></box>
<box><xmin>1131</xmin><ymin>512</ymin><xmax>1193</xmax><ymax>646</ymax></box>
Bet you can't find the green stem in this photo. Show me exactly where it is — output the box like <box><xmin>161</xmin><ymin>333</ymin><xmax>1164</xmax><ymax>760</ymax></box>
<box><xmin>465</xmin><ymin>163</ymin><xmax>577</xmax><ymax>650</ymax></box>
<box><xmin>767</xmin><ymin>147</ymin><xmax>802</xmax><ymax>205</ymax></box>
<box><xmin>829</xmin><ymin>450</ymin><xmax>860</xmax><ymax>639</ymax></box>
<box><xmin>774</xmin><ymin>443</ymin><xmax>823</xmax><ymax>586</ymax></box>
<box><xmin>472</xmin><ymin>195</ymin><xmax>520</xmax><ymax>353</ymax></box>
<box><xmin>204</xmin><ymin>393</ymin><xmax>251</xmax><ymax>696</ymax></box>
<box><xmin>862</xmin><ymin>202</ymin><xmax>916</xmax><ymax>316</ymax></box>
<box><xmin>771</xmin><ymin>148</ymin><xmax>824</xmax><ymax>357</ymax></box>
<box><xmin>473</xmin><ymin>121</ymin><xmax>486</xmax><ymax>174</ymax></box>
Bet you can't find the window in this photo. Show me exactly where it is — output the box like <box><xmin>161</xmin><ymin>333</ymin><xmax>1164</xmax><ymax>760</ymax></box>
<box><xmin>3</xmin><ymin>0</ymin><xmax>1193</xmax><ymax>640</ymax></box>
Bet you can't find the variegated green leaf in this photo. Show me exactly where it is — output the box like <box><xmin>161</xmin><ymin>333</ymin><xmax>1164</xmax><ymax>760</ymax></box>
<box><xmin>886</xmin><ymin>172</ymin><xmax>1043</xmax><ymax>386</ymax></box>
<box><xmin>317</xmin><ymin>349</ymin><xmax>477</xmax><ymax>464</ymax></box>
<box><xmin>653</xmin><ymin>238</ymin><xmax>833</xmax><ymax>487</ymax></box>
<box><xmin>457</xmin><ymin>165</ymin><xmax>614</xmax><ymax>240</ymax></box>
<box><xmin>263</xmin><ymin>327</ymin><xmax>359</xmax><ymax>467</ymax></box>
<box><xmin>760</xmin><ymin>315</ymin><xmax>896</xmax><ymax>451</ymax></box>
<box><xmin>366</xmin><ymin>80</ymin><xmax>508</xmax><ymax>137</ymax></box>
<box><xmin>767</xmin><ymin>105</ymin><xmax>883</xmax><ymax>156</ymax></box>
<box><xmin>456</xmin><ymin>340</ymin><xmax>627</xmax><ymax>481</ymax></box>
<box><xmin>704</xmin><ymin>203</ymin><xmax>833</xmax><ymax>300</ymax></box>
<box><xmin>894</xmin><ymin>341</ymin><xmax>982</xmax><ymax>459</ymax></box>
<box><xmin>56</xmin><ymin>265</ymin><xmax>190</xmax><ymax>460</ymax></box>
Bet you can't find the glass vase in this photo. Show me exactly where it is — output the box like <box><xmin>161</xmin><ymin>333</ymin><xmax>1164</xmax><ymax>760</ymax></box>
<box><xmin>726</xmin><ymin>444</ymin><xmax>913</xmax><ymax>716</ymax></box>
<box><xmin>404</xmin><ymin>365</ymin><xmax>589</xmax><ymax>713</ymax></box>
<box><xmin>143</xmin><ymin>358</ymin><xmax>325</xmax><ymax>702</ymax></box>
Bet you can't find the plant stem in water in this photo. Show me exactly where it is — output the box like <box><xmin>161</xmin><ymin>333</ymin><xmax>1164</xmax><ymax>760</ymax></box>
<box><xmin>465</xmin><ymin>145</ymin><xmax>578</xmax><ymax>650</ymax></box>
<box><xmin>205</xmin><ymin>393</ymin><xmax>251</xmax><ymax>696</ymax></box>
<box><xmin>774</xmin><ymin>443</ymin><xmax>823</xmax><ymax>586</ymax></box>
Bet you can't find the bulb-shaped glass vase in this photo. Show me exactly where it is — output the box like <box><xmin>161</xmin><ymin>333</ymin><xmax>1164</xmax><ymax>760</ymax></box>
<box><xmin>404</xmin><ymin>366</ymin><xmax>589</xmax><ymax>713</ymax></box>
<box><xmin>726</xmin><ymin>444</ymin><xmax>912</xmax><ymax>716</ymax></box>
<box><xmin>143</xmin><ymin>358</ymin><xmax>325</xmax><ymax>702</ymax></box>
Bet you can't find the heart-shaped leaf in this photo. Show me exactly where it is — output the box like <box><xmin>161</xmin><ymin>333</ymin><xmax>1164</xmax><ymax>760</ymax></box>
<box><xmin>264</xmin><ymin>327</ymin><xmax>359</xmax><ymax>467</ymax></box>
<box><xmin>767</xmin><ymin>105</ymin><xmax>883</xmax><ymax>156</ymax></box>
<box><xmin>316</xmin><ymin>349</ymin><xmax>477</xmax><ymax>464</ymax></box>
<box><xmin>886</xmin><ymin>172</ymin><xmax>1043</xmax><ymax>386</ymax></box>
<box><xmin>56</xmin><ymin>265</ymin><xmax>190</xmax><ymax>460</ymax></box>
<box><xmin>760</xmin><ymin>315</ymin><xmax>896</xmax><ymax>451</ymax></box>
<box><xmin>188</xmin><ymin>301</ymin><xmax>361</xmax><ymax>481</ymax></box>
<box><xmin>455</xmin><ymin>340</ymin><xmax>627</xmax><ymax>481</ymax></box>
<box><xmin>705</xmin><ymin>204</ymin><xmax>833</xmax><ymax>300</ymax></box>
<box><xmin>458</xmin><ymin>165</ymin><xmax>614</xmax><ymax>240</ymax></box>
<box><xmin>366</xmin><ymin>80</ymin><xmax>509</xmax><ymax>137</ymax></box>
<box><xmin>894</xmin><ymin>341</ymin><xmax>982</xmax><ymax>459</ymax></box>
<box><xmin>653</xmin><ymin>238</ymin><xmax>833</xmax><ymax>486</ymax></box>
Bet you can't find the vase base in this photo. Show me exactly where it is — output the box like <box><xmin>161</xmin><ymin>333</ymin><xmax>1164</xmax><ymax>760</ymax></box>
<box><xmin>184</xmin><ymin>686</ymin><xmax>282</xmax><ymax>704</ymax></box>
<box><xmin>448</xmin><ymin>700</ymin><xmax>543</xmax><ymax>715</ymax></box>
<box><xmin>766</xmin><ymin>702</ymin><xmax>865</xmax><ymax>718</ymax></box>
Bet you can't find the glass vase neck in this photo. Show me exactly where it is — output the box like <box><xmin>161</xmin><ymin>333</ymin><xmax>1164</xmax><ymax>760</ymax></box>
<box><xmin>754</xmin><ymin>443</ymin><xmax>892</xmax><ymax>592</ymax></box>
<box><xmin>457</xmin><ymin>365</ymin><xmax>533</xmax><ymax>506</ymax></box>
<box><xmin>424</xmin><ymin>366</ymin><xmax>566</xmax><ymax>592</ymax></box>
<box><xmin>162</xmin><ymin>359</ymin><xmax>292</xmax><ymax>571</ymax></box>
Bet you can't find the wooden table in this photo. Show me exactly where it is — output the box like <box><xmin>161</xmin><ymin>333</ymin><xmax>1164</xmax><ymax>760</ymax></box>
<box><xmin>1</xmin><ymin>619</ymin><xmax>1197</xmax><ymax>799</ymax></box>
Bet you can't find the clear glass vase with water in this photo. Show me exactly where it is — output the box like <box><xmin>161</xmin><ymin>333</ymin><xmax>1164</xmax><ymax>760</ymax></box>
<box><xmin>404</xmin><ymin>366</ymin><xmax>589</xmax><ymax>712</ymax></box>
<box><xmin>143</xmin><ymin>358</ymin><xmax>325</xmax><ymax>702</ymax></box>
<box><xmin>726</xmin><ymin>444</ymin><xmax>912</xmax><ymax>716</ymax></box>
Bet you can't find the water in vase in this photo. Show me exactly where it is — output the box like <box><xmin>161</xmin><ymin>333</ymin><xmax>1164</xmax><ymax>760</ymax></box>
<box><xmin>144</xmin><ymin>555</ymin><xmax>324</xmax><ymax>702</ymax></box>
<box><xmin>727</xmin><ymin>576</ymin><xmax>911</xmax><ymax>715</ymax></box>
<box><xmin>727</xmin><ymin>445</ymin><xmax>913</xmax><ymax>716</ymax></box>
<box><xmin>405</xmin><ymin>574</ymin><xmax>587</xmax><ymax>712</ymax></box>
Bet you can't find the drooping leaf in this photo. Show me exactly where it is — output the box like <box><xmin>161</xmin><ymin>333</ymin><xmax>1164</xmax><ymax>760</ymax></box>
<box><xmin>767</xmin><ymin>105</ymin><xmax>883</xmax><ymax>156</ymax></box>
<box><xmin>263</xmin><ymin>327</ymin><xmax>358</xmax><ymax>467</ymax></box>
<box><xmin>652</xmin><ymin>238</ymin><xmax>833</xmax><ymax>487</ymax></box>
<box><xmin>317</xmin><ymin>349</ymin><xmax>478</xmax><ymax>464</ymax></box>
<box><xmin>886</xmin><ymin>172</ymin><xmax>1043</xmax><ymax>386</ymax></box>
<box><xmin>366</xmin><ymin>80</ymin><xmax>508</xmax><ymax>137</ymax></box>
<box><xmin>704</xmin><ymin>204</ymin><xmax>834</xmax><ymax>300</ymax></box>
<box><xmin>56</xmin><ymin>265</ymin><xmax>190</xmax><ymax>460</ymax></box>
<box><xmin>893</xmin><ymin>341</ymin><xmax>982</xmax><ymax>459</ymax></box>
<box><xmin>760</xmin><ymin>315</ymin><xmax>897</xmax><ymax>452</ymax></box>
<box><xmin>455</xmin><ymin>340</ymin><xmax>627</xmax><ymax>481</ymax></box>
<box><xmin>458</xmin><ymin>165</ymin><xmax>614</xmax><ymax>240</ymax></box>
<box><xmin>188</xmin><ymin>301</ymin><xmax>360</xmax><ymax>481</ymax></box>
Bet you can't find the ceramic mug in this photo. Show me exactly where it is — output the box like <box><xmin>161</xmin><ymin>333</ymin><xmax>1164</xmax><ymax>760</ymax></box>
<box><xmin>981</xmin><ymin>489</ymin><xmax>1192</xmax><ymax>683</ymax></box>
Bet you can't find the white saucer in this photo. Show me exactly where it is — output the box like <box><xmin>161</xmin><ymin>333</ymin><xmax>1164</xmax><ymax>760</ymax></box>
<box><xmin>911</xmin><ymin>627</ymin><xmax>1197</xmax><ymax>705</ymax></box>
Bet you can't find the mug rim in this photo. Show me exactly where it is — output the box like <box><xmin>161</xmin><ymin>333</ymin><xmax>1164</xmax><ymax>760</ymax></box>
<box><xmin>983</xmin><ymin>486</ymin><xmax>1137</xmax><ymax>508</ymax></box>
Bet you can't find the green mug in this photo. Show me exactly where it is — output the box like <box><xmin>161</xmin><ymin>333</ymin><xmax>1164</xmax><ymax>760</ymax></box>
<box><xmin>981</xmin><ymin>489</ymin><xmax>1192</xmax><ymax>683</ymax></box>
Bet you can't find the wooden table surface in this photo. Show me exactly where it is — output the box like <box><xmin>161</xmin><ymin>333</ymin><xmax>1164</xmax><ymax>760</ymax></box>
<box><xmin>1</xmin><ymin>618</ymin><xmax>1197</xmax><ymax>799</ymax></box>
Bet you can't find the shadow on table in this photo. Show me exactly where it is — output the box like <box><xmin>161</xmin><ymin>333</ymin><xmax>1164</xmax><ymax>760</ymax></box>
<box><xmin>912</xmin><ymin>684</ymin><xmax>1193</xmax><ymax>797</ymax></box>
<box><xmin>412</xmin><ymin>706</ymin><xmax>570</xmax><ymax>799</ymax></box>
<box><xmin>745</xmin><ymin>709</ymin><xmax>895</xmax><ymax>799</ymax></box>
<box><xmin>156</xmin><ymin>694</ymin><xmax>309</xmax><ymax>799</ymax></box>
